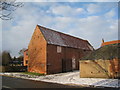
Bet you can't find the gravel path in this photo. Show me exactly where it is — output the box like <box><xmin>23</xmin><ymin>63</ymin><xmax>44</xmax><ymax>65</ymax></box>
<box><xmin>0</xmin><ymin>71</ymin><xmax>119</xmax><ymax>88</ymax></box>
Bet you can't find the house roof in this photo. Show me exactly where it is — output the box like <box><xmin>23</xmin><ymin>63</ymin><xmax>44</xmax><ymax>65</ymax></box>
<box><xmin>101</xmin><ymin>40</ymin><xmax>120</xmax><ymax>47</ymax></box>
<box><xmin>37</xmin><ymin>25</ymin><xmax>94</xmax><ymax>50</ymax></box>
<box><xmin>81</xmin><ymin>43</ymin><xmax>120</xmax><ymax>60</ymax></box>
<box><xmin>24</xmin><ymin>49</ymin><xmax>28</xmax><ymax>52</ymax></box>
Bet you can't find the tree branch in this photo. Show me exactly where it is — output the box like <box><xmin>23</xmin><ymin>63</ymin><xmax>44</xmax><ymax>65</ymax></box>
<box><xmin>0</xmin><ymin>0</ymin><xmax>23</xmax><ymax>20</ymax></box>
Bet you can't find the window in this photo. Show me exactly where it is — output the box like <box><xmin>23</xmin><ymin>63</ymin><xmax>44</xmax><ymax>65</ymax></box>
<box><xmin>57</xmin><ymin>46</ymin><xmax>62</xmax><ymax>53</ymax></box>
<box><xmin>26</xmin><ymin>60</ymin><xmax>28</xmax><ymax>64</ymax></box>
<box><xmin>26</xmin><ymin>51</ymin><xmax>28</xmax><ymax>55</ymax></box>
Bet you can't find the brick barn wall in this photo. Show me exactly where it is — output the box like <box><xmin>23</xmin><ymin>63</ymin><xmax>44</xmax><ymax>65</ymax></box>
<box><xmin>46</xmin><ymin>45</ymin><xmax>62</xmax><ymax>74</ymax></box>
<box><xmin>47</xmin><ymin>44</ymin><xmax>90</xmax><ymax>74</ymax></box>
<box><xmin>28</xmin><ymin>26</ymin><xmax>47</xmax><ymax>74</ymax></box>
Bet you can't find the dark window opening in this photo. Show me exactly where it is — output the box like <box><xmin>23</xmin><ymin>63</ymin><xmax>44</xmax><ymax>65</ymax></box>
<box><xmin>26</xmin><ymin>52</ymin><xmax>28</xmax><ymax>55</ymax></box>
<box><xmin>26</xmin><ymin>60</ymin><xmax>28</xmax><ymax>64</ymax></box>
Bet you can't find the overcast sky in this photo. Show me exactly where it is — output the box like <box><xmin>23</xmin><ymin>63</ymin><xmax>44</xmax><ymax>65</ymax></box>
<box><xmin>1</xmin><ymin>1</ymin><xmax>119</xmax><ymax>57</ymax></box>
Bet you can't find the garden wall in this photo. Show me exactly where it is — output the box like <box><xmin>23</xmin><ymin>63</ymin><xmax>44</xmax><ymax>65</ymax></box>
<box><xmin>80</xmin><ymin>59</ymin><xmax>120</xmax><ymax>78</ymax></box>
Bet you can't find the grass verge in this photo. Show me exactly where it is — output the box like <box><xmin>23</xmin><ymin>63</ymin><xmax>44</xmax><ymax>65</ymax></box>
<box><xmin>22</xmin><ymin>72</ymin><xmax>44</xmax><ymax>76</ymax></box>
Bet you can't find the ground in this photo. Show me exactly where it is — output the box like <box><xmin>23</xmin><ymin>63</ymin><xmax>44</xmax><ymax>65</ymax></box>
<box><xmin>0</xmin><ymin>71</ymin><xmax>119</xmax><ymax>88</ymax></box>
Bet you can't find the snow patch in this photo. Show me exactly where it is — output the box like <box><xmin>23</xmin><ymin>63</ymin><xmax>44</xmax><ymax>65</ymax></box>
<box><xmin>0</xmin><ymin>71</ymin><xmax>119</xmax><ymax>88</ymax></box>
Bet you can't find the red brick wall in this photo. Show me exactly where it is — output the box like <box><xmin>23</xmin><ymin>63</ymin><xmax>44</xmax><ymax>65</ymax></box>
<box><xmin>28</xmin><ymin>26</ymin><xmax>92</xmax><ymax>74</ymax></box>
<box><xmin>80</xmin><ymin>59</ymin><xmax>120</xmax><ymax>78</ymax></box>
<box><xmin>47</xmin><ymin>45</ymin><xmax>62</xmax><ymax>74</ymax></box>
<box><xmin>47</xmin><ymin>44</ymin><xmax>91</xmax><ymax>74</ymax></box>
<box><xmin>109</xmin><ymin>58</ymin><xmax>120</xmax><ymax>78</ymax></box>
<box><xmin>23</xmin><ymin>50</ymin><xmax>28</xmax><ymax>66</ymax></box>
<box><xmin>28</xmin><ymin>26</ymin><xmax>47</xmax><ymax>74</ymax></box>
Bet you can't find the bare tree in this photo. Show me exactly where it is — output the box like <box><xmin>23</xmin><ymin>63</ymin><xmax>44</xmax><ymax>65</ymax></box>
<box><xmin>0</xmin><ymin>0</ymin><xmax>23</xmax><ymax>20</ymax></box>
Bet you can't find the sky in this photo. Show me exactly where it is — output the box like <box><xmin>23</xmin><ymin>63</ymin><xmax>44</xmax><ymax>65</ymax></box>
<box><xmin>1</xmin><ymin>1</ymin><xmax>119</xmax><ymax>57</ymax></box>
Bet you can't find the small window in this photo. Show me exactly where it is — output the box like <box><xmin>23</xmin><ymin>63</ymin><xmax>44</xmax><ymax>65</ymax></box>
<box><xmin>26</xmin><ymin>60</ymin><xmax>28</xmax><ymax>64</ymax></box>
<box><xmin>26</xmin><ymin>51</ymin><xmax>28</xmax><ymax>55</ymax></box>
<box><xmin>57</xmin><ymin>46</ymin><xmax>62</xmax><ymax>53</ymax></box>
<box><xmin>84</xmin><ymin>50</ymin><xmax>86</xmax><ymax>52</ymax></box>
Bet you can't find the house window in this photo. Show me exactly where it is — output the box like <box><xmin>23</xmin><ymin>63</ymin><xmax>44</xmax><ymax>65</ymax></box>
<box><xmin>26</xmin><ymin>51</ymin><xmax>28</xmax><ymax>55</ymax></box>
<box><xmin>57</xmin><ymin>46</ymin><xmax>62</xmax><ymax>53</ymax></box>
<box><xmin>26</xmin><ymin>60</ymin><xmax>28</xmax><ymax>64</ymax></box>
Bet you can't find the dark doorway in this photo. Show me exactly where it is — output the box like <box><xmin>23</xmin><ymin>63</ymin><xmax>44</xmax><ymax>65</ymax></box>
<box><xmin>62</xmin><ymin>59</ymin><xmax>66</xmax><ymax>72</ymax></box>
<box><xmin>62</xmin><ymin>59</ymin><xmax>72</xmax><ymax>72</ymax></box>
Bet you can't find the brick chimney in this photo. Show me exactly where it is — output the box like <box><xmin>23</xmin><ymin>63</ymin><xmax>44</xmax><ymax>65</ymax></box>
<box><xmin>102</xmin><ymin>38</ymin><xmax>104</xmax><ymax>43</ymax></box>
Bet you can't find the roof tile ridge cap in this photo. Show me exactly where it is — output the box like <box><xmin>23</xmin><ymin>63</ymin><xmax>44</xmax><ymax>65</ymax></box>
<box><xmin>37</xmin><ymin>25</ymin><xmax>46</xmax><ymax>30</ymax></box>
<box><xmin>104</xmin><ymin>40</ymin><xmax>120</xmax><ymax>43</ymax></box>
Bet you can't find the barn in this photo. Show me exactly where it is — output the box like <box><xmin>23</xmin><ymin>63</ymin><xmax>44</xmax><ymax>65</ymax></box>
<box><xmin>26</xmin><ymin>25</ymin><xmax>94</xmax><ymax>74</ymax></box>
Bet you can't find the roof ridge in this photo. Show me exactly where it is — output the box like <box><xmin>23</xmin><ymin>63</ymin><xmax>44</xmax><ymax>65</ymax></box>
<box><xmin>101</xmin><ymin>40</ymin><xmax>120</xmax><ymax>46</ymax></box>
<box><xmin>37</xmin><ymin>24</ymin><xmax>87</xmax><ymax>42</ymax></box>
<box><xmin>37</xmin><ymin>24</ymin><xmax>94</xmax><ymax>50</ymax></box>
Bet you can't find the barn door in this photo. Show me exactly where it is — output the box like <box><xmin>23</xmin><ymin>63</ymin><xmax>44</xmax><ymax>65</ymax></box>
<box><xmin>72</xmin><ymin>57</ymin><xmax>76</xmax><ymax>70</ymax></box>
<box><xmin>62</xmin><ymin>59</ymin><xmax>72</xmax><ymax>72</ymax></box>
<box><xmin>62</xmin><ymin>59</ymin><xmax>66</xmax><ymax>72</ymax></box>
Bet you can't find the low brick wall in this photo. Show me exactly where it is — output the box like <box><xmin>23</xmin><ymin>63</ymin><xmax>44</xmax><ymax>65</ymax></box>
<box><xmin>80</xmin><ymin>59</ymin><xmax>120</xmax><ymax>78</ymax></box>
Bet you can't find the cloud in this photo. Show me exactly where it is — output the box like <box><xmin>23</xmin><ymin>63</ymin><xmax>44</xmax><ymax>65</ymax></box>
<box><xmin>92</xmin><ymin>0</ymin><xmax>119</xmax><ymax>2</ymax></box>
<box><xmin>49</xmin><ymin>5</ymin><xmax>85</xmax><ymax>17</ymax></box>
<box><xmin>2</xmin><ymin>2</ymin><xmax>118</xmax><ymax>56</ymax></box>
<box><xmin>67</xmin><ymin>16</ymin><xmax>118</xmax><ymax>48</ymax></box>
<box><xmin>17</xmin><ymin>0</ymin><xmax>119</xmax><ymax>2</ymax></box>
<box><xmin>87</xmin><ymin>3</ymin><xmax>101</xmax><ymax>14</ymax></box>
<box><xmin>2</xmin><ymin>3</ymin><xmax>40</xmax><ymax>56</ymax></box>
<box><xmin>104</xmin><ymin>9</ymin><xmax>116</xmax><ymax>18</ymax></box>
<box><xmin>86</xmin><ymin>2</ymin><xmax>118</xmax><ymax>15</ymax></box>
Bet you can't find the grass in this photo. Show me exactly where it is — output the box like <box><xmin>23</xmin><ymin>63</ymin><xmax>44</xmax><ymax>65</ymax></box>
<box><xmin>22</xmin><ymin>72</ymin><xmax>44</xmax><ymax>76</ymax></box>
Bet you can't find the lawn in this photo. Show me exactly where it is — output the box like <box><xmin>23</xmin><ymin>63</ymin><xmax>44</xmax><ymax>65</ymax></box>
<box><xmin>22</xmin><ymin>72</ymin><xmax>44</xmax><ymax>76</ymax></box>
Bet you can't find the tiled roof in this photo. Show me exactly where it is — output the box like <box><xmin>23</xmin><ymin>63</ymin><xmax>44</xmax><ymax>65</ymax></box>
<box><xmin>101</xmin><ymin>40</ymin><xmax>120</xmax><ymax>47</ymax></box>
<box><xmin>38</xmin><ymin>25</ymin><xmax>94</xmax><ymax>50</ymax></box>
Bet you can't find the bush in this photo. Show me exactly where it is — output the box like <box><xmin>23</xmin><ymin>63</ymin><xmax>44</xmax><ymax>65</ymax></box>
<box><xmin>1</xmin><ymin>66</ymin><xmax>27</xmax><ymax>72</ymax></box>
